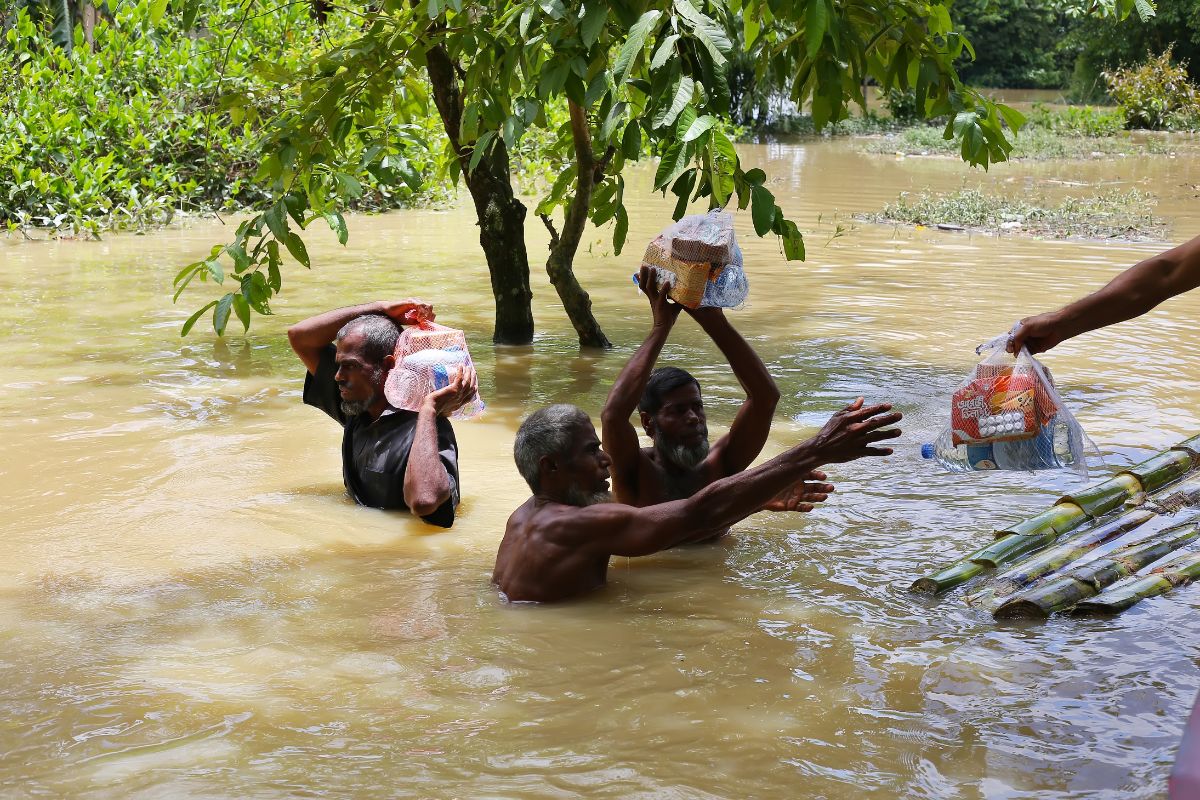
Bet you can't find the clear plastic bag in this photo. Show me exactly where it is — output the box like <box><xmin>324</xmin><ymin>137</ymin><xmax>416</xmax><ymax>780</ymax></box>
<box><xmin>638</xmin><ymin>210</ymin><xmax>749</xmax><ymax>309</ymax></box>
<box><xmin>925</xmin><ymin>332</ymin><xmax>1089</xmax><ymax>475</ymax></box>
<box><xmin>383</xmin><ymin>320</ymin><xmax>485</xmax><ymax>420</ymax></box>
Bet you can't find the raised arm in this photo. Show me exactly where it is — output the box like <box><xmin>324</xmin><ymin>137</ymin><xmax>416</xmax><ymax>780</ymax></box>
<box><xmin>404</xmin><ymin>365</ymin><xmax>478</xmax><ymax>518</ymax></box>
<box><xmin>578</xmin><ymin>399</ymin><xmax>900</xmax><ymax>557</ymax></box>
<box><xmin>599</xmin><ymin>266</ymin><xmax>681</xmax><ymax>493</ymax></box>
<box><xmin>686</xmin><ymin>306</ymin><xmax>780</xmax><ymax>476</ymax></box>
<box><xmin>1010</xmin><ymin>234</ymin><xmax>1200</xmax><ymax>355</ymax></box>
<box><xmin>286</xmin><ymin>299</ymin><xmax>434</xmax><ymax>374</ymax></box>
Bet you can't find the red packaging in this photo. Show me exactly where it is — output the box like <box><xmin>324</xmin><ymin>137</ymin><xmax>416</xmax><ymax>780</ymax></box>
<box><xmin>951</xmin><ymin>366</ymin><xmax>1058</xmax><ymax>446</ymax></box>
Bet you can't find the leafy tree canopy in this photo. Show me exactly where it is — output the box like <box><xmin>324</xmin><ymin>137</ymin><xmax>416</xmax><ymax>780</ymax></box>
<box><xmin>172</xmin><ymin>0</ymin><xmax>1149</xmax><ymax>340</ymax></box>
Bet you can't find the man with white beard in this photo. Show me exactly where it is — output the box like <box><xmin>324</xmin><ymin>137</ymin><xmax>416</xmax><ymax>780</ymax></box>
<box><xmin>600</xmin><ymin>267</ymin><xmax>832</xmax><ymax>541</ymax></box>
<box><xmin>493</xmin><ymin>400</ymin><xmax>901</xmax><ymax>603</ymax></box>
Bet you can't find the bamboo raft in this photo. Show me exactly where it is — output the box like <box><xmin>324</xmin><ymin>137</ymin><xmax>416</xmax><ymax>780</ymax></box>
<box><xmin>912</xmin><ymin>434</ymin><xmax>1200</xmax><ymax>619</ymax></box>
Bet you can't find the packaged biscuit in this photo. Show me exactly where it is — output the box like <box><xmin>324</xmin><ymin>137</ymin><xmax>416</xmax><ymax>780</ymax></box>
<box><xmin>384</xmin><ymin>318</ymin><xmax>485</xmax><ymax>420</ymax></box>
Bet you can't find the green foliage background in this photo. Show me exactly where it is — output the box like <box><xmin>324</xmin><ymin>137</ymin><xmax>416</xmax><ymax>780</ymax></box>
<box><xmin>0</xmin><ymin>0</ymin><xmax>447</xmax><ymax>237</ymax></box>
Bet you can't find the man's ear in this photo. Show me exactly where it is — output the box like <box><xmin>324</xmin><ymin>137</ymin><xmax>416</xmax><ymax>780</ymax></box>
<box><xmin>539</xmin><ymin>453</ymin><xmax>558</xmax><ymax>477</ymax></box>
<box><xmin>639</xmin><ymin>411</ymin><xmax>655</xmax><ymax>439</ymax></box>
<box><xmin>382</xmin><ymin>353</ymin><xmax>396</xmax><ymax>372</ymax></box>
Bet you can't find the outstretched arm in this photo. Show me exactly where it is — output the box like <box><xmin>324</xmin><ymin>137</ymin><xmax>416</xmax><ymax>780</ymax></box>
<box><xmin>687</xmin><ymin>306</ymin><xmax>780</xmax><ymax>476</ymax></box>
<box><xmin>1010</xmin><ymin>234</ymin><xmax>1200</xmax><ymax>355</ymax></box>
<box><xmin>287</xmin><ymin>299</ymin><xmax>434</xmax><ymax>374</ymax></box>
<box><xmin>565</xmin><ymin>399</ymin><xmax>901</xmax><ymax>557</ymax></box>
<box><xmin>599</xmin><ymin>266</ymin><xmax>681</xmax><ymax>494</ymax></box>
<box><xmin>404</xmin><ymin>365</ymin><xmax>478</xmax><ymax>517</ymax></box>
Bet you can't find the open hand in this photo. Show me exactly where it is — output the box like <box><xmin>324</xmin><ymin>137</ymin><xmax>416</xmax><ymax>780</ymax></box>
<box><xmin>638</xmin><ymin>265</ymin><xmax>681</xmax><ymax>329</ymax></box>
<box><xmin>762</xmin><ymin>470</ymin><xmax>834</xmax><ymax>512</ymax></box>
<box><xmin>424</xmin><ymin>364</ymin><xmax>478</xmax><ymax>417</ymax></box>
<box><xmin>805</xmin><ymin>397</ymin><xmax>902</xmax><ymax>464</ymax></box>
<box><xmin>380</xmin><ymin>298</ymin><xmax>435</xmax><ymax>325</ymax></box>
<box><xmin>1007</xmin><ymin>311</ymin><xmax>1067</xmax><ymax>355</ymax></box>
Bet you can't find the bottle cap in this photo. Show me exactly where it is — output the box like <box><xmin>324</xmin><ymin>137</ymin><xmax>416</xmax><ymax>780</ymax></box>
<box><xmin>921</xmin><ymin>443</ymin><xmax>935</xmax><ymax>459</ymax></box>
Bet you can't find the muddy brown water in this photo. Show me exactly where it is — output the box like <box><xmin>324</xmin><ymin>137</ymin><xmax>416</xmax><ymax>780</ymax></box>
<box><xmin>2</xmin><ymin>139</ymin><xmax>1200</xmax><ymax>798</ymax></box>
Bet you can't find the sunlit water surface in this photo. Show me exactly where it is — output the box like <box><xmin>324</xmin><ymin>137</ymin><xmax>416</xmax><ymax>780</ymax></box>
<box><xmin>2</xmin><ymin>139</ymin><xmax>1200</xmax><ymax>799</ymax></box>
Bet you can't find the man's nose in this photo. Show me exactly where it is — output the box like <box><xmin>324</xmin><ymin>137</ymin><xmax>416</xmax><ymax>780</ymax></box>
<box><xmin>598</xmin><ymin>451</ymin><xmax>612</xmax><ymax>468</ymax></box>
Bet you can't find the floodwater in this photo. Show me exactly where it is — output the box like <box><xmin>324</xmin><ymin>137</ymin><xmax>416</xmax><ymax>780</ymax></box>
<box><xmin>2</xmin><ymin>137</ymin><xmax>1200</xmax><ymax>799</ymax></box>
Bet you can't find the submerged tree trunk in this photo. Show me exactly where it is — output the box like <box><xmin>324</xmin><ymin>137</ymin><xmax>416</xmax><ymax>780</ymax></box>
<box><xmin>425</xmin><ymin>44</ymin><xmax>534</xmax><ymax>345</ymax></box>
<box><xmin>539</xmin><ymin>101</ymin><xmax>611</xmax><ymax>348</ymax></box>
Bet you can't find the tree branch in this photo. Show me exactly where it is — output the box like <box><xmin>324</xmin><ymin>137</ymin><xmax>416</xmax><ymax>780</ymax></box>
<box><xmin>539</xmin><ymin>213</ymin><xmax>560</xmax><ymax>248</ymax></box>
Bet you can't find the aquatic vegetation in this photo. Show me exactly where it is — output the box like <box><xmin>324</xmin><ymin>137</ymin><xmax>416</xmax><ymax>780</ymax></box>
<box><xmin>863</xmin><ymin>187</ymin><xmax>1167</xmax><ymax>241</ymax></box>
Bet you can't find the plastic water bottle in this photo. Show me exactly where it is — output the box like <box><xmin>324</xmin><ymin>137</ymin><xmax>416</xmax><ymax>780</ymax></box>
<box><xmin>923</xmin><ymin>416</ymin><xmax>1078</xmax><ymax>472</ymax></box>
<box><xmin>921</xmin><ymin>431</ymin><xmax>998</xmax><ymax>472</ymax></box>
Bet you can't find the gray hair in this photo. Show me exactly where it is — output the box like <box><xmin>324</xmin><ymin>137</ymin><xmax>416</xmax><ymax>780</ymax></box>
<box><xmin>335</xmin><ymin>314</ymin><xmax>400</xmax><ymax>364</ymax></box>
<box><xmin>514</xmin><ymin>404</ymin><xmax>592</xmax><ymax>492</ymax></box>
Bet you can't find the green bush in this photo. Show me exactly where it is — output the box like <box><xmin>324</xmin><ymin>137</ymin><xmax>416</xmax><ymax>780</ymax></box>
<box><xmin>1026</xmin><ymin>103</ymin><xmax>1124</xmax><ymax>137</ymax></box>
<box><xmin>1104</xmin><ymin>48</ymin><xmax>1200</xmax><ymax>130</ymax></box>
<box><xmin>0</xmin><ymin>0</ymin><xmax>446</xmax><ymax>238</ymax></box>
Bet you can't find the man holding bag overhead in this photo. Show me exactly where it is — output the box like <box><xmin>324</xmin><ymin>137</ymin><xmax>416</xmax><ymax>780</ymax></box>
<box><xmin>287</xmin><ymin>300</ymin><xmax>478</xmax><ymax>527</ymax></box>
<box><xmin>599</xmin><ymin>266</ymin><xmax>833</xmax><ymax>537</ymax></box>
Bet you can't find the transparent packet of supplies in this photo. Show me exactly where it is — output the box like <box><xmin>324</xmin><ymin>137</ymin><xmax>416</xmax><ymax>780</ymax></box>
<box><xmin>636</xmin><ymin>209</ymin><xmax>749</xmax><ymax>308</ymax></box>
<box><xmin>383</xmin><ymin>315</ymin><xmax>485</xmax><ymax>420</ymax></box>
<box><xmin>922</xmin><ymin>331</ymin><xmax>1092</xmax><ymax>475</ymax></box>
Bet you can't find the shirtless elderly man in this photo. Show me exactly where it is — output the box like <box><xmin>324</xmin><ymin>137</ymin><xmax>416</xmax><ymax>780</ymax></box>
<box><xmin>600</xmin><ymin>266</ymin><xmax>830</xmax><ymax>526</ymax></box>
<box><xmin>493</xmin><ymin>399</ymin><xmax>901</xmax><ymax>602</ymax></box>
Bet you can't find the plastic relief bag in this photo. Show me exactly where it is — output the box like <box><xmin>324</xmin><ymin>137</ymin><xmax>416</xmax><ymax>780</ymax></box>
<box><xmin>384</xmin><ymin>320</ymin><xmax>485</xmax><ymax>420</ymax></box>
<box><xmin>937</xmin><ymin>332</ymin><xmax>1089</xmax><ymax>474</ymax></box>
<box><xmin>638</xmin><ymin>210</ymin><xmax>749</xmax><ymax>309</ymax></box>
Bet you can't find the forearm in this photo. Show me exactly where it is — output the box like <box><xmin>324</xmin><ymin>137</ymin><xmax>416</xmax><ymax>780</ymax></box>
<box><xmin>287</xmin><ymin>301</ymin><xmax>385</xmax><ymax>352</ymax></box>
<box><xmin>601</xmin><ymin>323</ymin><xmax>672</xmax><ymax>421</ymax></box>
<box><xmin>403</xmin><ymin>404</ymin><xmax>452</xmax><ymax>516</ymax></box>
<box><xmin>694</xmin><ymin>312</ymin><xmax>778</xmax><ymax>406</ymax></box>
<box><xmin>685</xmin><ymin>446</ymin><xmax>819</xmax><ymax>531</ymax></box>
<box><xmin>1055</xmin><ymin>236</ymin><xmax>1200</xmax><ymax>338</ymax></box>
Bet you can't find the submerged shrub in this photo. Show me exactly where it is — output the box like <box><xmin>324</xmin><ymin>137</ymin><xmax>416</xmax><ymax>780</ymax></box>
<box><xmin>864</xmin><ymin>188</ymin><xmax>1166</xmax><ymax>241</ymax></box>
<box><xmin>1104</xmin><ymin>48</ymin><xmax>1200</xmax><ymax>131</ymax></box>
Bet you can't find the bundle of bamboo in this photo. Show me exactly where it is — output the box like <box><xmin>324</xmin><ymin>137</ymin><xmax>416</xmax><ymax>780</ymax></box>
<box><xmin>1072</xmin><ymin>551</ymin><xmax>1200</xmax><ymax>615</ymax></box>
<box><xmin>911</xmin><ymin>437</ymin><xmax>1200</xmax><ymax>598</ymax></box>
<box><xmin>992</xmin><ymin>524</ymin><xmax>1200</xmax><ymax>619</ymax></box>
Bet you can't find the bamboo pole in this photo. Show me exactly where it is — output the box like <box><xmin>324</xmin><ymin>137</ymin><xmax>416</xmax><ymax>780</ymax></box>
<box><xmin>1124</xmin><ymin>450</ymin><xmax>1195</xmax><ymax>494</ymax></box>
<box><xmin>993</xmin><ymin>524</ymin><xmax>1200</xmax><ymax>619</ymax></box>
<box><xmin>1057</xmin><ymin>473</ymin><xmax>1142</xmax><ymax>518</ymax></box>
<box><xmin>966</xmin><ymin>509</ymin><xmax>1157</xmax><ymax>610</ymax></box>
<box><xmin>1072</xmin><ymin>551</ymin><xmax>1200</xmax><ymax>615</ymax></box>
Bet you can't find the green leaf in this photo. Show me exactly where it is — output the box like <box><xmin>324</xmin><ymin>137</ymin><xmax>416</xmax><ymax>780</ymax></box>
<box><xmin>653</xmin><ymin>77</ymin><xmax>694</xmax><ymax>129</ymax></box>
<box><xmin>538</xmin><ymin>0</ymin><xmax>565</xmax><ymax>19</ymax></box>
<box><xmin>213</xmin><ymin>293</ymin><xmax>235</xmax><ymax>336</ymax></box>
<box><xmin>613</xmin><ymin>205</ymin><xmax>629</xmax><ymax>256</ymax></box>
<box><xmin>654</xmin><ymin>141</ymin><xmax>693</xmax><ymax>191</ymax></box>
<box><xmin>581</xmin><ymin>3</ymin><xmax>607</xmax><ymax>47</ymax></box>
<box><xmin>232</xmin><ymin>293</ymin><xmax>251</xmax><ymax>332</ymax></box>
<box><xmin>284</xmin><ymin>232</ymin><xmax>310</xmax><ymax>268</ymax></box>
<box><xmin>682</xmin><ymin>115</ymin><xmax>717</xmax><ymax>142</ymax></box>
<box><xmin>336</xmin><ymin>173</ymin><xmax>364</xmax><ymax>199</ymax></box>
<box><xmin>674</xmin><ymin>0</ymin><xmax>730</xmax><ymax>65</ymax></box>
<box><xmin>743</xmin><ymin>15</ymin><xmax>760</xmax><ymax>47</ymax></box>
<box><xmin>181</xmin><ymin>300</ymin><xmax>218</xmax><ymax>338</ymax></box>
<box><xmin>469</xmin><ymin>131</ymin><xmax>496</xmax><ymax>173</ymax></box>
<box><xmin>601</xmin><ymin>101</ymin><xmax>627</xmax><ymax>141</ymax></box>
<box><xmin>744</xmin><ymin>168</ymin><xmax>766</xmax><ymax>185</ymax></box>
<box><xmin>205</xmin><ymin>258</ymin><xmax>224</xmax><ymax>284</ymax></box>
<box><xmin>268</xmin><ymin>261</ymin><xmax>282</xmax><ymax>292</ymax></box>
<box><xmin>263</xmin><ymin>205</ymin><xmax>288</xmax><ymax>241</ymax></box>
<box><xmin>149</xmin><ymin>0</ymin><xmax>168</xmax><ymax>24</ymax></box>
<box><xmin>805</xmin><ymin>0</ymin><xmax>827</xmax><ymax>59</ymax></box>
<box><xmin>996</xmin><ymin>103</ymin><xmax>1027</xmax><ymax>135</ymax></box>
<box><xmin>778</xmin><ymin>219</ymin><xmax>805</xmax><ymax>261</ymax></box>
<box><xmin>614</xmin><ymin>10</ymin><xmax>661</xmax><ymax>86</ymax></box>
<box><xmin>750</xmin><ymin>183</ymin><xmax>776</xmax><ymax>236</ymax></box>
<box><xmin>650</xmin><ymin>34</ymin><xmax>680</xmax><ymax>70</ymax></box>
<box><xmin>621</xmin><ymin>121</ymin><xmax>642</xmax><ymax>160</ymax></box>
<box><xmin>324</xmin><ymin>212</ymin><xmax>348</xmax><ymax>246</ymax></box>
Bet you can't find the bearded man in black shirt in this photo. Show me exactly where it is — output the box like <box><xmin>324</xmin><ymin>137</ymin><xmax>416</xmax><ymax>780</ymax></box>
<box><xmin>287</xmin><ymin>299</ymin><xmax>478</xmax><ymax>528</ymax></box>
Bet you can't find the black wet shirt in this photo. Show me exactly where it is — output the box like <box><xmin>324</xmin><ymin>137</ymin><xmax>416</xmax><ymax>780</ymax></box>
<box><xmin>303</xmin><ymin>345</ymin><xmax>460</xmax><ymax>528</ymax></box>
